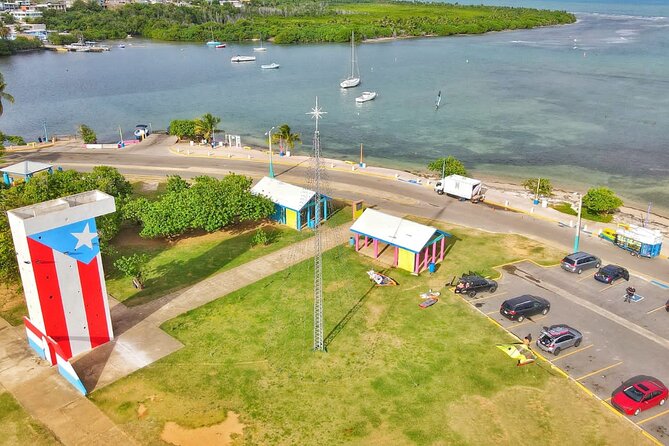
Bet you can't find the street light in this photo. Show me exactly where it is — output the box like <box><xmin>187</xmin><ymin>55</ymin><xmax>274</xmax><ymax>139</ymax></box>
<box><xmin>574</xmin><ymin>192</ymin><xmax>583</xmax><ymax>252</ymax></box>
<box><xmin>265</xmin><ymin>126</ymin><xmax>276</xmax><ymax>178</ymax></box>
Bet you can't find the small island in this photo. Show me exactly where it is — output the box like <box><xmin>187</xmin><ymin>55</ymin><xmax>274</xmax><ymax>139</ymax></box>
<box><xmin>41</xmin><ymin>0</ymin><xmax>576</xmax><ymax>45</ymax></box>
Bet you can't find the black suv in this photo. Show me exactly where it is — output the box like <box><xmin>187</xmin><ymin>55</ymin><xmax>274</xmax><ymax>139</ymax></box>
<box><xmin>500</xmin><ymin>295</ymin><xmax>550</xmax><ymax>322</ymax></box>
<box><xmin>454</xmin><ymin>275</ymin><xmax>498</xmax><ymax>297</ymax></box>
<box><xmin>594</xmin><ymin>264</ymin><xmax>629</xmax><ymax>284</ymax></box>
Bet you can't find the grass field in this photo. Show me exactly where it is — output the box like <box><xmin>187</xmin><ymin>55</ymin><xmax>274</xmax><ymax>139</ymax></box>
<box><xmin>106</xmin><ymin>205</ymin><xmax>352</xmax><ymax>306</ymax></box>
<box><xmin>551</xmin><ymin>202</ymin><xmax>614</xmax><ymax>223</ymax></box>
<box><xmin>0</xmin><ymin>390</ymin><xmax>59</xmax><ymax>446</ymax></box>
<box><xmin>90</xmin><ymin>224</ymin><xmax>652</xmax><ymax>445</ymax></box>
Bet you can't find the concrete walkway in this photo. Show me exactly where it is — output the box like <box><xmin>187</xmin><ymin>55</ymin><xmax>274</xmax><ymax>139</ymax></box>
<box><xmin>0</xmin><ymin>319</ymin><xmax>138</xmax><ymax>446</ymax></box>
<box><xmin>72</xmin><ymin>222</ymin><xmax>351</xmax><ymax>392</ymax></box>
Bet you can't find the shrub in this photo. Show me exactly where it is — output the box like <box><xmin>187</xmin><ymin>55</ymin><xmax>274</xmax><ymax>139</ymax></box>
<box><xmin>168</xmin><ymin>119</ymin><xmax>197</xmax><ymax>140</ymax></box>
<box><xmin>583</xmin><ymin>187</ymin><xmax>623</xmax><ymax>215</ymax></box>
<box><xmin>251</xmin><ymin>228</ymin><xmax>271</xmax><ymax>246</ymax></box>
<box><xmin>5</xmin><ymin>135</ymin><xmax>26</xmax><ymax>146</ymax></box>
<box><xmin>78</xmin><ymin>124</ymin><xmax>97</xmax><ymax>143</ymax></box>
<box><xmin>522</xmin><ymin>178</ymin><xmax>553</xmax><ymax>197</ymax></box>
<box><xmin>114</xmin><ymin>253</ymin><xmax>149</xmax><ymax>288</ymax></box>
<box><xmin>427</xmin><ymin>156</ymin><xmax>467</xmax><ymax>176</ymax></box>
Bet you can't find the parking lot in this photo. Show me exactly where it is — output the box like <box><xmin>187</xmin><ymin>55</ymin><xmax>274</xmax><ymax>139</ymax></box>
<box><xmin>460</xmin><ymin>261</ymin><xmax>669</xmax><ymax>445</ymax></box>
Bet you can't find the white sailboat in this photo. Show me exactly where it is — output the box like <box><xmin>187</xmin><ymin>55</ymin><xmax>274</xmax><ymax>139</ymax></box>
<box><xmin>231</xmin><ymin>55</ymin><xmax>256</xmax><ymax>62</ymax></box>
<box><xmin>254</xmin><ymin>34</ymin><xmax>267</xmax><ymax>52</ymax></box>
<box><xmin>340</xmin><ymin>31</ymin><xmax>360</xmax><ymax>89</ymax></box>
<box><xmin>355</xmin><ymin>91</ymin><xmax>377</xmax><ymax>103</ymax></box>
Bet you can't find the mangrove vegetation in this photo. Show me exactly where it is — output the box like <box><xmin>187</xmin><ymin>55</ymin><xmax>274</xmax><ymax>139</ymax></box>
<box><xmin>40</xmin><ymin>0</ymin><xmax>576</xmax><ymax>44</ymax></box>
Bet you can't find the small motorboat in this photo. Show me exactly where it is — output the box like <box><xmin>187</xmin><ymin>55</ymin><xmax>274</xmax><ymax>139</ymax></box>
<box><xmin>261</xmin><ymin>63</ymin><xmax>280</xmax><ymax>69</ymax></box>
<box><xmin>215</xmin><ymin>43</ymin><xmax>226</xmax><ymax>49</ymax></box>
<box><xmin>367</xmin><ymin>270</ymin><xmax>397</xmax><ymax>287</ymax></box>
<box><xmin>420</xmin><ymin>290</ymin><xmax>441</xmax><ymax>299</ymax></box>
<box><xmin>134</xmin><ymin>124</ymin><xmax>150</xmax><ymax>140</ymax></box>
<box><xmin>419</xmin><ymin>297</ymin><xmax>438</xmax><ymax>309</ymax></box>
<box><xmin>117</xmin><ymin>44</ymin><xmax>125</xmax><ymax>49</ymax></box>
<box><xmin>231</xmin><ymin>55</ymin><xmax>256</xmax><ymax>63</ymax></box>
<box><xmin>355</xmin><ymin>91</ymin><xmax>377</xmax><ymax>103</ymax></box>
<box><xmin>206</xmin><ymin>40</ymin><xmax>221</xmax><ymax>46</ymax></box>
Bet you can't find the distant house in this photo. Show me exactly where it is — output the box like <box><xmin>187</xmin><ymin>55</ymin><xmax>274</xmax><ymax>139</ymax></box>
<box><xmin>9</xmin><ymin>7</ymin><xmax>42</xmax><ymax>21</ymax></box>
<box><xmin>250</xmin><ymin>176</ymin><xmax>331</xmax><ymax>231</ymax></box>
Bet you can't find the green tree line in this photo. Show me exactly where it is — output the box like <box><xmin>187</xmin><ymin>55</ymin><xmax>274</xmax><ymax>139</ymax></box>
<box><xmin>40</xmin><ymin>1</ymin><xmax>575</xmax><ymax>44</ymax></box>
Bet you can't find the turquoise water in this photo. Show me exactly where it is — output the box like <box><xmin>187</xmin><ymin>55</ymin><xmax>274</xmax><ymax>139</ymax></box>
<box><xmin>1</xmin><ymin>0</ymin><xmax>668</xmax><ymax>210</ymax></box>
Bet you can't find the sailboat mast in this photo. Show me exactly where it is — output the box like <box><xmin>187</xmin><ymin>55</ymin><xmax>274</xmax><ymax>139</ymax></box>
<box><xmin>350</xmin><ymin>32</ymin><xmax>355</xmax><ymax>78</ymax></box>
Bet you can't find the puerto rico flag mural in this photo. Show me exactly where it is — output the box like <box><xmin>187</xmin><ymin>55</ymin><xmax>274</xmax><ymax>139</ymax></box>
<box><xmin>7</xmin><ymin>190</ymin><xmax>116</xmax><ymax>395</ymax></box>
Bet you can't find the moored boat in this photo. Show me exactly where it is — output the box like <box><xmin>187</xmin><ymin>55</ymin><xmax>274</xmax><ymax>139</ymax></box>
<box><xmin>355</xmin><ymin>91</ymin><xmax>377</xmax><ymax>103</ymax></box>
<box><xmin>215</xmin><ymin>43</ymin><xmax>226</xmax><ymax>49</ymax></box>
<box><xmin>261</xmin><ymin>63</ymin><xmax>280</xmax><ymax>69</ymax></box>
<box><xmin>340</xmin><ymin>31</ymin><xmax>360</xmax><ymax>89</ymax></box>
<box><xmin>231</xmin><ymin>55</ymin><xmax>256</xmax><ymax>62</ymax></box>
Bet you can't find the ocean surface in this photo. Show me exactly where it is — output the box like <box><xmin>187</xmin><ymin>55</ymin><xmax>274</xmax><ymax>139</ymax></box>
<box><xmin>1</xmin><ymin>0</ymin><xmax>668</xmax><ymax>210</ymax></box>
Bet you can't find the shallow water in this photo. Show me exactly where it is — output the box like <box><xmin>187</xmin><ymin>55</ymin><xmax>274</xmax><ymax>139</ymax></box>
<box><xmin>0</xmin><ymin>0</ymin><xmax>667</xmax><ymax>210</ymax></box>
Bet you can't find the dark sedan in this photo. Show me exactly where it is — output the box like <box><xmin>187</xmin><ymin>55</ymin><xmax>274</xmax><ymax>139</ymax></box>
<box><xmin>594</xmin><ymin>264</ymin><xmax>629</xmax><ymax>284</ymax></box>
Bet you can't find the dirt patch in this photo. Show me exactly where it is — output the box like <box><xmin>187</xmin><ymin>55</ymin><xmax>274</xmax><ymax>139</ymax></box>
<box><xmin>137</xmin><ymin>403</ymin><xmax>148</xmax><ymax>419</ymax></box>
<box><xmin>160</xmin><ymin>411</ymin><xmax>245</xmax><ymax>446</ymax></box>
<box><xmin>112</xmin><ymin>227</ymin><xmax>168</xmax><ymax>251</ymax></box>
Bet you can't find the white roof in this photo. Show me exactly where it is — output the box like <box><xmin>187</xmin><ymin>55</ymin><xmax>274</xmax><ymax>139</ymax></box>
<box><xmin>350</xmin><ymin>208</ymin><xmax>439</xmax><ymax>253</ymax></box>
<box><xmin>444</xmin><ymin>174</ymin><xmax>481</xmax><ymax>186</ymax></box>
<box><xmin>250</xmin><ymin>176</ymin><xmax>315</xmax><ymax>211</ymax></box>
<box><xmin>0</xmin><ymin>161</ymin><xmax>52</xmax><ymax>176</ymax></box>
<box><xmin>617</xmin><ymin>225</ymin><xmax>663</xmax><ymax>245</ymax></box>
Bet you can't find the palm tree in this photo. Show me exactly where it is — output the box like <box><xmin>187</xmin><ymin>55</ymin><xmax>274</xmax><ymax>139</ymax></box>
<box><xmin>194</xmin><ymin>113</ymin><xmax>221</xmax><ymax>143</ymax></box>
<box><xmin>271</xmin><ymin>124</ymin><xmax>301</xmax><ymax>153</ymax></box>
<box><xmin>0</xmin><ymin>73</ymin><xmax>15</xmax><ymax>117</ymax></box>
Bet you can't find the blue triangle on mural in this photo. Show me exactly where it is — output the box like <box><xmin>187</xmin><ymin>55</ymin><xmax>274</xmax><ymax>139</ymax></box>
<box><xmin>28</xmin><ymin>218</ymin><xmax>100</xmax><ymax>264</ymax></box>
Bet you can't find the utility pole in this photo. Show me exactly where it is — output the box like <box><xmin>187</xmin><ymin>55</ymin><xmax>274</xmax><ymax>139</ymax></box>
<box><xmin>266</xmin><ymin>126</ymin><xmax>276</xmax><ymax>178</ymax></box>
<box><xmin>574</xmin><ymin>193</ymin><xmax>582</xmax><ymax>252</ymax></box>
<box><xmin>307</xmin><ymin>97</ymin><xmax>326</xmax><ymax>352</ymax></box>
<box><xmin>42</xmin><ymin>120</ymin><xmax>48</xmax><ymax>142</ymax></box>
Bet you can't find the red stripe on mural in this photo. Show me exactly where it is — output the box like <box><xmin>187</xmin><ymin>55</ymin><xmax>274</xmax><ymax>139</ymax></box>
<box><xmin>27</xmin><ymin>238</ymin><xmax>73</xmax><ymax>359</ymax></box>
<box><xmin>77</xmin><ymin>256</ymin><xmax>110</xmax><ymax>348</ymax></box>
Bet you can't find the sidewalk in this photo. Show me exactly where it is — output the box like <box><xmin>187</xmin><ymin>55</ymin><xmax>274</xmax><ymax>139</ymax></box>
<box><xmin>0</xmin><ymin>318</ymin><xmax>138</xmax><ymax>446</ymax></box>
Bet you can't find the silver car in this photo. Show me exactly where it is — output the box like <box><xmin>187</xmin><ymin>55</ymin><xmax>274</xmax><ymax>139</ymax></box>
<box><xmin>560</xmin><ymin>252</ymin><xmax>601</xmax><ymax>274</ymax></box>
<box><xmin>536</xmin><ymin>325</ymin><xmax>583</xmax><ymax>356</ymax></box>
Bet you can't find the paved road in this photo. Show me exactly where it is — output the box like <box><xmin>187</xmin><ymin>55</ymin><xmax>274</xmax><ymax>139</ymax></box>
<box><xmin>6</xmin><ymin>141</ymin><xmax>669</xmax><ymax>284</ymax></box>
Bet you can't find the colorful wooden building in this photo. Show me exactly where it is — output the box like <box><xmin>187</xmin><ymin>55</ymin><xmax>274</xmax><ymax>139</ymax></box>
<box><xmin>251</xmin><ymin>176</ymin><xmax>331</xmax><ymax>230</ymax></box>
<box><xmin>350</xmin><ymin>209</ymin><xmax>450</xmax><ymax>274</ymax></box>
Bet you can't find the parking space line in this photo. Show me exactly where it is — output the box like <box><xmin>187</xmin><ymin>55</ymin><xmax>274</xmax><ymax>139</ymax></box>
<box><xmin>604</xmin><ymin>397</ymin><xmax>611</xmax><ymax>402</ymax></box>
<box><xmin>577</xmin><ymin>274</ymin><xmax>593</xmax><ymax>282</ymax></box>
<box><xmin>485</xmin><ymin>310</ymin><xmax>499</xmax><ymax>315</ymax></box>
<box><xmin>600</xmin><ymin>281</ymin><xmax>623</xmax><ymax>293</ymax></box>
<box><xmin>638</xmin><ymin>408</ymin><xmax>669</xmax><ymax>425</ymax></box>
<box><xmin>576</xmin><ymin>361</ymin><xmax>623</xmax><ymax>381</ymax></box>
<box><xmin>647</xmin><ymin>305</ymin><xmax>667</xmax><ymax>315</ymax></box>
<box><xmin>470</xmin><ymin>292</ymin><xmax>507</xmax><ymax>302</ymax></box>
<box><xmin>549</xmin><ymin>344</ymin><xmax>593</xmax><ymax>361</ymax></box>
<box><xmin>507</xmin><ymin>315</ymin><xmax>547</xmax><ymax>329</ymax></box>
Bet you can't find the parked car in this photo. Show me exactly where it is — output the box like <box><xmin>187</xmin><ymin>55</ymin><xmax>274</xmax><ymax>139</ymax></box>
<box><xmin>536</xmin><ymin>325</ymin><xmax>582</xmax><ymax>356</ymax></box>
<box><xmin>500</xmin><ymin>295</ymin><xmax>550</xmax><ymax>322</ymax></box>
<box><xmin>560</xmin><ymin>252</ymin><xmax>601</xmax><ymax>274</ymax></box>
<box><xmin>594</xmin><ymin>264</ymin><xmax>630</xmax><ymax>284</ymax></box>
<box><xmin>453</xmin><ymin>275</ymin><xmax>498</xmax><ymax>297</ymax></box>
<box><xmin>611</xmin><ymin>378</ymin><xmax>668</xmax><ymax>416</ymax></box>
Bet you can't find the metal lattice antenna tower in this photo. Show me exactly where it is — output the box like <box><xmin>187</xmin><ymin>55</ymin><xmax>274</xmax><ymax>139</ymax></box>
<box><xmin>307</xmin><ymin>97</ymin><xmax>327</xmax><ymax>352</ymax></box>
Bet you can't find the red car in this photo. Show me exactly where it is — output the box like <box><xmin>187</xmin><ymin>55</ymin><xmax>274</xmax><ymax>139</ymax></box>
<box><xmin>611</xmin><ymin>379</ymin><xmax>668</xmax><ymax>416</ymax></box>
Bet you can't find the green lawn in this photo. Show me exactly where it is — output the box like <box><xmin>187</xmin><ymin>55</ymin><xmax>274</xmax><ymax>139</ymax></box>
<box><xmin>91</xmin><ymin>224</ymin><xmax>650</xmax><ymax>445</ymax></box>
<box><xmin>106</xmin><ymin>205</ymin><xmax>351</xmax><ymax>306</ymax></box>
<box><xmin>0</xmin><ymin>390</ymin><xmax>59</xmax><ymax>446</ymax></box>
<box><xmin>551</xmin><ymin>202</ymin><xmax>614</xmax><ymax>223</ymax></box>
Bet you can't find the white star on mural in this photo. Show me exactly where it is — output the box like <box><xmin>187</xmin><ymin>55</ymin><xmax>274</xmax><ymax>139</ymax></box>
<box><xmin>72</xmin><ymin>223</ymin><xmax>98</xmax><ymax>250</ymax></box>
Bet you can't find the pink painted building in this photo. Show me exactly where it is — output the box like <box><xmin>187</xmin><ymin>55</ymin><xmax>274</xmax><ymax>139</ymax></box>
<box><xmin>350</xmin><ymin>209</ymin><xmax>450</xmax><ymax>274</ymax></box>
